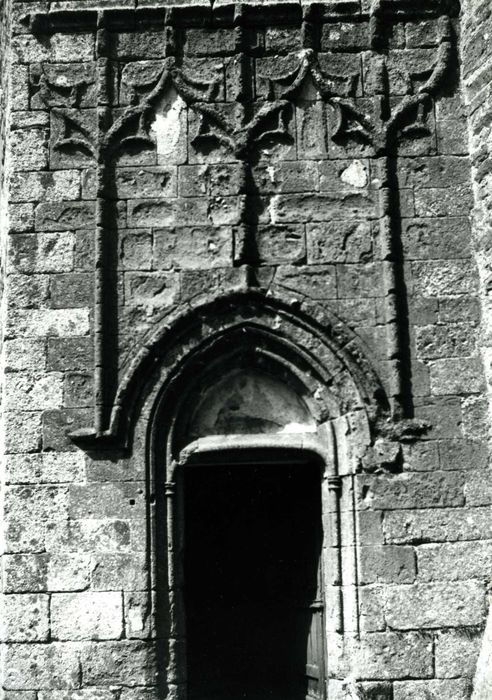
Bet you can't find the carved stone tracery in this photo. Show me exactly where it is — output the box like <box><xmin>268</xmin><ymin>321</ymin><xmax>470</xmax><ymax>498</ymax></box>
<box><xmin>22</xmin><ymin>0</ymin><xmax>458</xmax><ymax>450</ymax></box>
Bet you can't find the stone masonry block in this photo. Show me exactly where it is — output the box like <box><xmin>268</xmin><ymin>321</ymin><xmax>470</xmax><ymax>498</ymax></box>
<box><xmin>357</xmin><ymin>472</ymin><xmax>465</xmax><ymax>511</ymax></box>
<box><xmin>430</xmin><ymin>358</ymin><xmax>486</xmax><ymax>395</ymax></box>
<box><xmin>438</xmin><ymin>439</ymin><xmax>488</xmax><ymax>471</ymax></box>
<box><xmin>1</xmin><ymin>593</ymin><xmax>49</xmax><ymax>642</ymax></box>
<box><xmin>9</xmin><ymin>232</ymin><xmax>74</xmax><ymax>273</ymax></box>
<box><xmin>4</xmin><ymin>338</ymin><xmax>47</xmax><ymax>372</ymax></box>
<box><xmin>318</xmin><ymin>159</ymin><xmax>370</xmax><ymax>192</ymax></box>
<box><xmin>50</xmin><ymin>273</ymin><xmax>92</xmax><ymax>310</ymax></box>
<box><xmin>91</xmin><ymin>552</ymin><xmax>148</xmax><ymax>591</ymax></box>
<box><xmin>307</xmin><ymin>221</ymin><xmax>373</xmax><ymax>264</ymax></box>
<box><xmin>48</xmin><ymin>553</ymin><xmax>92</xmax><ymax>592</ymax></box>
<box><xmin>68</xmin><ymin>482</ymin><xmax>146</xmax><ymax>520</ymax></box>
<box><xmin>46</xmin><ymin>520</ymin><xmax>132</xmax><ymax>554</ymax></box>
<box><xmin>411</xmin><ymin>261</ymin><xmax>478</xmax><ymax>296</ymax></box>
<box><xmin>383</xmin><ymin>581</ymin><xmax>486</xmax><ymax>629</ymax></box>
<box><xmin>235</xmin><ymin>225</ymin><xmax>305</xmax><ymax>265</ymax></box>
<box><xmin>417</xmin><ymin>540</ymin><xmax>492</xmax><ymax>581</ymax></box>
<box><xmin>5</xmin><ymin>452</ymin><xmax>85</xmax><ymax>485</ymax></box>
<box><xmin>383</xmin><ymin>506</ymin><xmax>492</xmax><ymax>544</ymax></box>
<box><xmin>10</xmin><ymin>170</ymin><xmax>80</xmax><ymax>203</ymax></box>
<box><xmin>253</xmin><ymin>161</ymin><xmax>318</xmax><ymax>194</ymax></box>
<box><xmin>401</xmin><ymin>441</ymin><xmax>440</xmax><ymax>472</ymax></box>
<box><xmin>4</xmin><ymin>410</ymin><xmax>42</xmax><ymax>454</ymax></box>
<box><xmin>7</xmin><ymin>273</ymin><xmax>50</xmax><ymax>309</ymax></box>
<box><xmin>6</xmin><ymin>308</ymin><xmax>90</xmax><ymax>339</ymax></box>
<box><xmin>10</xmin><ymin>127</ymin><xmax>49</xmax><ymax>170</ymax></box>
<box><xmin>359</xmin><ymin>545</ymin><xmax>416</xmax><ymax>584</ymax></box>
<box><xmin>4</xmin><ymin>372</ymin><xmax>63</xmax><ymax>410</ymax></box>
<box><xmin>128</xmin><ymin>198</ymin><xmax>209</xmax><ymax>228</ymax></box>
<box><xmin>119</xmin><ymin>230</ymin><xmax>152</xmax><ymax>271</ymax></box>
<box><xmin>3</xmin><ymin>643</ymin><xmax>81</xmax><ymax>690</ymax></box>
<box><xmin>270</xmin><ymin>192</ymin><xmax>377</xmax><ymax>223</ymax></box>
<box><xmin>415</xmin><ymin>324</ymin><xmax>476</xmax><ymax>360</ymax></box>
<box><xmin>79</xmin><ymin>640</ymin><xmax>157</xmax><ymax>686</ymax></box>
<box><xmin>414</xmin><ymin>397</ymin><xmax>463</xmax><ymax>440</ymax></box>
<box><xmin>153</xmin><ymin>227</ymin><xmax>232</xmax><ymax>270</ymax></box>
<box><xmin>330</xmin><ymin>631</ymin><xmax>433</xmax><ymax>679</ymax></box>
<box><xmin>124</xmin><ymin>591</ymin><xmax>153</xmax><ymax>639</ymax></box>
<box><xmin>3</xmin><ymin>554</ymin><xmax>49</xmax><ymax>593</ymax></box>
<box><xmin>402</xmin><ymin>217</ymin><xmax>472</xmax><ymax>260</ymax></box>
<box><xmin>51</xmin><ymin>592</ymin><xmax>123</xmax><ymax>640</ymax></box>
<box><xmin>124</xmin><ymin>273</ymin><xmax>179</xmax><ymax>309</ymax></box>
<box><xmin>464</xmin><ymin>470</ymin><xmax>492</xmax><ymax>506</ymax></box>
<box><xmin>398</xmin><ymin>157</ymin><xmax>470</xmax><ymax>188</ymax></box>
<box><xmin>435</xmin><ymin>629</ymin><xmax>482</xmax><ymax>678</ymax></box>
<box><xmin>393</xmin><ymin>679</ymin><xmax>471</xmax><ymax>700</ymax></box>
<box><xmin>38</xmin><ymin>691</ymin><xmax>116</xmax><ymax>700</ymax></box>
<box><xmin>35</xmin><ymin>202</ymin><xmax>95</xmax><ymax>231</ymax></box>
<box><xmin>9</xmin><ymin>203</ymin><xmax>35</xmax><ymax>233</ymax></box>
<box><xmin>275</xmin><ymin>264</ymin><xmax>337</xmax><ymax>300</ymax></box>
<box><xmin>116</xmin><ymin>167</ymin><xmax>177</xmax><ymax>199</ymax></box>
<box><xmin>47</xmin><ymin>337</ymin><xmax>92</xmax><ymax>372</ymax></box>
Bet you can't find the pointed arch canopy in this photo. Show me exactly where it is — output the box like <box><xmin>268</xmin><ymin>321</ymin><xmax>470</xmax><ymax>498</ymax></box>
<box><xmin>72</xmin><ymin>288</ymin><xmax>390</xmax><ymax>450</ymax></box>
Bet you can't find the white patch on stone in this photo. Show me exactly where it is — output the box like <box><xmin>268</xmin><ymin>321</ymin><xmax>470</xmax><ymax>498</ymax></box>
<box><xmin>267</xmin><ymin>165</ymin><xmax>277</xmax><ymax>184</ymax></box>
<box><xmin>269</xmin><ymin>194</ymin><xmax>280</xmax><ymax>224</ymax></box>
<box><xmin>150</xmin><ymin>87</ymin><xmax>186</xmax><ymax>164</ymax></box>
<box><xmin>340</xmin><ymin>160</ymin><xmax>368</xmax><ymax>188</ymax></box>
<box><xmin>279</xmin><ymin>422</ymin><xmax>317</xmax><ymax>434</ymax></box>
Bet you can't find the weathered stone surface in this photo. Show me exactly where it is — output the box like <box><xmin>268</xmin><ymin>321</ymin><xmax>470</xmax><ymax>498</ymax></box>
<box><xmin>1</xmin><ymin>7</ymin><xmax>491</xmax><ymax>697</ymax></box>
<box><xmin>393</xmin><ymin>679</ymin><xmax>471</xmax><ymax>700</ymax></box>
<box><xmin>416</xmin><ymin>324</ymin><xmax>476</xmax><ymax>359</ymax></box>
<box><xmin>330</xmin><ymin>631</ymin><xmax>434</xmax><ymax>679</ymax></box>
<box><xmin>5</xmin><ymin>308</ymin><xmax>90</xmax><ymax>339</ymax></box>
<box><xmin>1</xmin><ymin>594</ymin><xmax>50</xmax><ymax>642</ymax></box>
<box><xmin>435</xmin><ymin>629</ymin><xmax>483</xmax><ymax>678</ymax></box>
<box><xmin>153</xmin><ymin>227</ymin><xmax>232</xmax><ymax>270</ymax></box>
<box><xmin>79</xmin><ymin>641</ymin><xmax>157</xmax><ymax>685</ymax></box>
<box><xmin>384</xmin><ymin>507</ymin><xmax>492</xmax><ymax>544</ymax></box>
<box><xmin>359</xmin><ymin>546</ymin><xmax>416</xmax><ymax>584</ymax></box>
<box><xmin>51</xmin><ymin>592</ymin><xmax>124</xmax><ymax>640</ymax></box>
<box><xmin>357</xmin><ymin>472</ymin><xmax>465</xmax><ymax>510</ymax></box>
<box><xmin>383</xmin><ymin>581</ymin><xmax>486</xmax><ymax>629</ymax></box>
<box><xmin>4</xmin><ymin>643</ymin><xmax>81</xmax><ymax>690</ymax></box>
<box><xmin>307</xmin><ymin>221</ymin><xmax>373</xmax><ymax>263</ymax></box>
<box><xmin>417</xmin><ymin>540</ymin><xmax>492</xmax><ymax>581</ymax></box>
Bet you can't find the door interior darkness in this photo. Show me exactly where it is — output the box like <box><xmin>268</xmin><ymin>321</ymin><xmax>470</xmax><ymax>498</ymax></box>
<box><xmin>184</xmin><ymin>456</ymin><xmax>324</xmax><ymax>700</ymax></box>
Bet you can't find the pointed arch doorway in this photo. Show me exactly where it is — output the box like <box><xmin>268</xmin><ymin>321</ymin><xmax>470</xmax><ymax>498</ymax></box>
<box><xmin>165</xmin><ymin>367</ymin><xmax>335</xmax><ymax>700</ymax></box>
<box><xmin>149</xmin><ymin>311</ymin><xmax>378</xmax><ymax>700</ymax></box>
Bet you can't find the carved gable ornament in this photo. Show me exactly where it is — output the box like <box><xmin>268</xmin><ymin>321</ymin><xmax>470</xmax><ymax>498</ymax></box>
<box><xmin>21</xmin><ymin>0</ymin><xmax>459</xmax><ymax>449</ymax></box>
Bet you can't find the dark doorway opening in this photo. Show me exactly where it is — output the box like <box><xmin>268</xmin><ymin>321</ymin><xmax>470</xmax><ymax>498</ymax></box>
<box><xmin>184</xmin><ymin>457</ymin><xmax>324</xmax><ymax>700</ymax></box>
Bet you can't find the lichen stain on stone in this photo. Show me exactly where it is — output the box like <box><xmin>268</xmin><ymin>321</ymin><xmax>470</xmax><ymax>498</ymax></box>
<box><xmin>150</xmin><ymin>87</ymin><xmax>186</xmax><ymax>163</ymax></box>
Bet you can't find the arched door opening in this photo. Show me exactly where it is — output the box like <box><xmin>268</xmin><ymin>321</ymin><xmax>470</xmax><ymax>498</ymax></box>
<box><xmin>183</xmin><ymin>449</ymin><xmax>325</xmax><ymax>700</ymax></box>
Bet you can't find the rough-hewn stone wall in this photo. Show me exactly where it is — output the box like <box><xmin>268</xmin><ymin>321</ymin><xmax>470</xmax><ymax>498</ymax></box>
<box><xmin>461</xmin><ymin>0</ymin><xmax>492</xmax><ymax>697</ymax></box>
<box><xmin>1</xmin><ymin>1</ymin><xmax>491</xmax><ymax>699</ymax></box>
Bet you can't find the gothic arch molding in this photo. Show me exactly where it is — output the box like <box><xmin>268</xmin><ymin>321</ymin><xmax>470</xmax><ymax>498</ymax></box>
<box><xmin>72</xmin><ymin>288</ymin><xmax>391</xmax><ymax>449</ymax></box>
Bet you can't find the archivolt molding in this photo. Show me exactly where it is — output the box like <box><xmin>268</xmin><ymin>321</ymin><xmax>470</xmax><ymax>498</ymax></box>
<box><xmin>71</xmin><ymin>287</ymin><xmax>391</xmax><ymax>450</ymax></box>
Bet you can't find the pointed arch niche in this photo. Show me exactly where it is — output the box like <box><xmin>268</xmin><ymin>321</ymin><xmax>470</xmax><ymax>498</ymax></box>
<box><xmin>144</xmin><ymin>295</ymin><xmax>386</xmax><ymax>700</ymax></box>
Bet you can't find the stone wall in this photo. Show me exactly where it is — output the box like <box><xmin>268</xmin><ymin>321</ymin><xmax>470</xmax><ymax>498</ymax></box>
<box><xmin>1</xmin><ymin>1</ymin><xmax>491</xmax><ymax>699</ymax></box>
<box><xmin>460</xmin><ymin>0</ymin><xmax>492</xmax><ymax>697</ymax></box>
